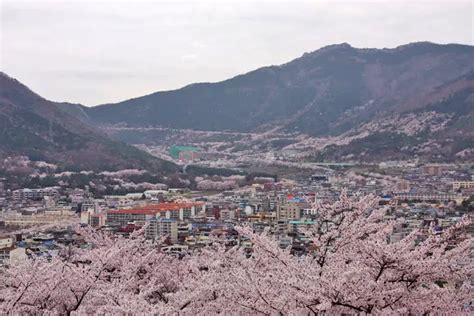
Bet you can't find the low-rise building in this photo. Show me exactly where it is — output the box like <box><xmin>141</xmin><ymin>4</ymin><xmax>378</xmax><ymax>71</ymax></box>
<box><xmin>3</xmin><ymin>212</ymin><xmax>77</xmax><ymax>227</ymax></box>
<box><xmin>452</xmin><ymin>181</ymin><xmax>474</xmax><ymax>190</ymax></box>
<box><xmin>106</xmin><ymin>202</ymin><xmax>205</xmax><ymax>227</ymax></box>
<box><xmin>12</xmin><ymin>187</ymin><xmax>59</xmax><ymax>201</ymax></box>
<box><xmin>220</xmin><ymin>209</ymin><xmax>235</xmax><ymax>221</ymax></box>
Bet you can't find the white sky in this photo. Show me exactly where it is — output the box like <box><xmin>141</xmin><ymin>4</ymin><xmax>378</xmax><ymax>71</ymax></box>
<box><xmin>1</xmin><ymin>0</ymin><xmax>473</xmax><ymax>106</ymax></box>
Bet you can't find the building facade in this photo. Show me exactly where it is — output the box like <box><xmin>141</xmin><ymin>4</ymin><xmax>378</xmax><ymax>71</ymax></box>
<box><xmin>145</xmin><ymin>218</ymin><xmax>178</xmax><ymax>243</ymax></box>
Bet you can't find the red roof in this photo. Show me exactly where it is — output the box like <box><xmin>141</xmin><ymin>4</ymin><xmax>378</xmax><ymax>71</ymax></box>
<box><xmin>107</xmin><ymin>202</ymin><xmax>203</xmax><ymax>215</ymax></box>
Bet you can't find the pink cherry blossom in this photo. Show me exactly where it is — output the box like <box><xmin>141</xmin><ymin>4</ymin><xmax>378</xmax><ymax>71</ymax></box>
<box><xmin>0</xmin><ymin>193</ymin><xmax>471</xmax><ymax>314</ymax></box>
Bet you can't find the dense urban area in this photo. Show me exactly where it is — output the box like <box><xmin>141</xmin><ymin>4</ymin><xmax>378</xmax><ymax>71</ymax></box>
<box><xmin>1</xmin><ymin>155</ymin><xmax>473</xmax><ymax>263</ymax></box>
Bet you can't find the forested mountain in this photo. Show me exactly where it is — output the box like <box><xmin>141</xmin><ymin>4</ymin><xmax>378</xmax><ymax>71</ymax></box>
<box><xmin>84</xmin><ymin>42</ymin><xmax>473</xmax><ymax>136</ymax></box>
<box><xmin>0</xmin><ymin>72</ymin><xmax>177</xmax><ymax>172</ymax></box>
<box><xmin>5</xmin><ymin>42</ymin><xmax>473</xmax><ymax>163</ymax></box>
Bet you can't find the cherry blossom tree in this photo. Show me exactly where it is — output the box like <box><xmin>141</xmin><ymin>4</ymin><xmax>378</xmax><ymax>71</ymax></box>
<box><xmin>0</xmin><ymin>227</ymin><xmax>180</xmax><ymax>314</ymax></box>
<box><xmin>187</xmin><ymin>193</ymin><xmax>473</xmax><ymax>314</ymax></box>
<box><xmin>196</xmin><ymin>179</ymin><xmax>238</xmax><ymax>191</ymax></box>
<box><xmin>0</xmin><ymin>193</ymin><xmax>472</xmax><ymax>314</ymax></box>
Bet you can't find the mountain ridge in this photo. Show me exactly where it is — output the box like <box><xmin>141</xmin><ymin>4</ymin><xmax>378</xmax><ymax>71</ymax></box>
<box><xmin>3</xmin><ymin>41</ymin><xmax>473</xmax><ymax>163</ymax></box>
<box><xmin>83</xmin><ymin>42</ymin><xmax>473</xmax><ymax>132</ymax></box>
<box><xmin>74</xmin><ymin>41</ymin><xmax>473</xmax><ymax>161</ymax></box>
<box><xmin>0</xmin><ymin>72</ymin><xmax>178</xmax><ymax>173</ymax></box>
<box><xmin>62</xmin><ymin>42</ymin><xmax>470</xmax><ymax>109</ymax></box>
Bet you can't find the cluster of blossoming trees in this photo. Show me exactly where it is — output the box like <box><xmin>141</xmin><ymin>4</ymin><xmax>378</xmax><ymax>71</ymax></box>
<box><xmin>1</xmin><ymin>193</ymin><xmax>472</xmax><ymax>314</ymax></box>
<box><xmin>196</xmin><ymin>179</ymin><xmax>238</xmax><ymax>191</ymax></box>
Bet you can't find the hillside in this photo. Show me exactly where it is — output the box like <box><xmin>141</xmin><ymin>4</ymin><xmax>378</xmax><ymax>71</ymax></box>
<box><xmin>79</xmin><ymin>42</ymin><xmax>473</xmax><ymax>161</ymax></box>
<box><xmin>85</xmin><ymin>42</ymin><xmax>473</xmax><ymax>133</ymax></box>
<box><xmin>0</xmin><ymin>72</ymin><xmax>178</xmax><ymax>172</ymax></box>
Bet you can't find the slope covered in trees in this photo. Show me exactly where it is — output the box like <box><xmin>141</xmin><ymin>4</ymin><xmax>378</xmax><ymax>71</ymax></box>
<box><xmin>85</xmin><ymin>42</ymin><xmax>473</xmax><ymax>136</ymax></box>
<box><xmin>71</xmin><ymin>42</ymin><xmax>474</xmax><ymax>161</ymax></box>
<box><xmin>0</xmin><ymin>72</ymin><xmax>177</xmax><ymax>173</ymax></box>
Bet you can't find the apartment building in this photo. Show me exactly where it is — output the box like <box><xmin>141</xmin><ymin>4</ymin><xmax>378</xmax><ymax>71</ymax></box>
<box><xmin>452</xmin><ymin>181</ymin><xmax>474</xmax><ymax>190</ymax></box>
<box><xmin>0</xmin><ymin>236</ymin><xmax>26</xmax><ymax>265</ymax></box>
<box><xmin>12</xmin><ymin>187</ymin><xmax>59</xmax><ymax>201</ymax></box>
<box><xmin>276</xmin><ymin>197</ymin><xmax>309</xmax><ymax>221</ymax></box>
<box><xmin>145</xmin><ymin>218</ymin><xmax>178</xmax><ymax>243</ymax></box>
<box><xmin>220</xmin><ymin>209</ymin><xmax>235</xmax><ymax>221</ymax></box>
<box><xmin>106</xmin><ymin>202</ymin><xmax>205</xmax><ymax>227</ymax></box>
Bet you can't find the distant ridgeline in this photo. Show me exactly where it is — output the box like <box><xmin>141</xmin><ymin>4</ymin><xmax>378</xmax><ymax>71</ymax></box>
<box><xmin>71</xmin><ymin>42</ymin><xmax>474</xmax><ymax>162</ymax></box>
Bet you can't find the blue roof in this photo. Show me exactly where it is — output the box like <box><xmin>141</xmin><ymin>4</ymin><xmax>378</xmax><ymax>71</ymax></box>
<box><xmin>288</xmin><ymin>197</ymin><xmax>306</xmax><ymax>203</ymax></box>
<box><xmin>289</xmin><ymin>220</ymin><xmax>315</xmax><ymax>225</ymax></box>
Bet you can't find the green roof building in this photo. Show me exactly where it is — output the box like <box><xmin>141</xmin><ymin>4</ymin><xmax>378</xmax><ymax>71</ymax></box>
<box><xmin>169</xmin><ymin>146</ymin><xmax>200</xmax><ymax>160</ymax></box>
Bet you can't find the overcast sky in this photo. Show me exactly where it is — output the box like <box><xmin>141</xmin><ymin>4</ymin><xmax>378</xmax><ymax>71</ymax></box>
<box><xmin>1</xmin><ymin>0</ymin><xmax>472</xmax><ymax>106</ymax></box>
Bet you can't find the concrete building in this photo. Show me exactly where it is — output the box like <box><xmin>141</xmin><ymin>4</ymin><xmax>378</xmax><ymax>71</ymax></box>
<box><xmin>276</xmin><ymin>197</ymin><xmax>309</xmax><ymax>221</ymax></box>
<box><xmin>0</xmin><ymin>236</ymin><xmax>14</xmax><ymax>249</ymax></box>
<box><xmin>106</xmin><ymin>209</ymin><xmax>155</xmax><ymax>227</ymax></box>
<box><xmin>81</xmin><ymin>211</ymin><xmax>105</xmax><ymax>227</ymax></box>
<box><xmin>106</xmin><ymin>202</ymin><xmax>204</xmax><ymax>227</ymax></box>
<box><xmin>452</xmin><ymin>181</ymin><xmax>474</xmax><ymax>190</ymax></box>
<box><xmin>0</xmin><ymin>236</ymin><xmax>26</xmax><ymax>265</ymax></box>
<box><xmin>145</xmin><ymin>218</ymin><xmax>178</xmax><ymax>243</ymax></box>
<box><xmin>422</xmin><ymin>165</ymin><xmax>444</xmax><ymax>176</ymax></box>
<box><xmin>396</xmin><ymin>180</ymin><xmax>411</xmax><ymax>192</ymax></box>
<box><xmin>104</xmin><ymin>195</ymin><xmax>136</xmax><ymax>208</ymax></box>
<box><xmin>0</xmin><ymin>246</ymin><xmax>27</xmax><ymax>265</ymax></box>
<box><xmin>394</xmin><ymin>193</ymin><xmax>463</xmax><ymax>203</ymax></box>
<box><xmin>288</xmin><ymin>220</ymin><xmax>315</xmax><ymax>234</ymax></box>
<box><xmin>143</xmin><ymin>190</ymin><xmax>168</xmax><ymax>200</ymax></box>
<box><xmin>12</xmin><ymin>187</ymin><xmax>59</xmax><ymax>201</ymax></box>
<box><xmin>3</xmin><ymin>212</ymin><xmax>76</xmax><ymax>227</ymax></box>
<box><xmin>220</xmin><ymin>209</ymin><xmax>235</xmax><ymax>221</ymax></box>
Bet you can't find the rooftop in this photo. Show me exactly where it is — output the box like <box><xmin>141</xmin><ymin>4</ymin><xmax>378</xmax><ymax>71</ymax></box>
<box><xmin>107</xmin><ymin>202</ymin><xmax>204</xmax><ymax>215</ymax></box>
